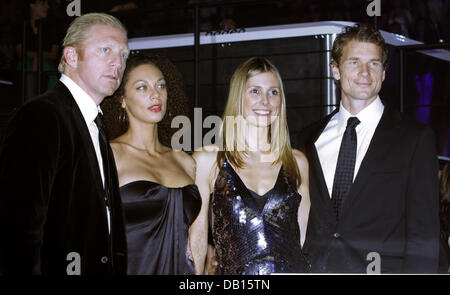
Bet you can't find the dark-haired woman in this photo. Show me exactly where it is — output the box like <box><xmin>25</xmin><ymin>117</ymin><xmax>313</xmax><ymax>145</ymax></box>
<box><xmin>102</xmin><ymin>53</ymin><xmax>201</xmax><ymax>275</ymax></box>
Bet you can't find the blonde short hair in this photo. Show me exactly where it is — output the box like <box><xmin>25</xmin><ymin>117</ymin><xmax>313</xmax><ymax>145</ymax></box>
<box><xmin>58</xmin><ymin>13</ymin><xmax>127</xmax><ymax>73</ymax></box>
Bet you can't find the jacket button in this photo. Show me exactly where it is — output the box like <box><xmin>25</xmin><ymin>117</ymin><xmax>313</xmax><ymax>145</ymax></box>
<box><xmin>333</xmin><ymin>232</ymin><xmax>340</xmax><ymax>238</ymax></box>
<box><xmin>101</xmin><ymin>256</ymin><xmax>108</xmax><ymax>263</ymax></box>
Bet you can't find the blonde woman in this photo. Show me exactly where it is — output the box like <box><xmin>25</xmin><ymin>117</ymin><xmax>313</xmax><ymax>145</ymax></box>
<box><xmin>191</xmin><ymin>57</ymin><xmax>311</xmax><ymax>275</ymax></box>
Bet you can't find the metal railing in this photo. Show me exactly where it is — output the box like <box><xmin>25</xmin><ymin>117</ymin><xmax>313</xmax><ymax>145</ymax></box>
<box><xmin>20</xmin><ymin>0</ymin><xmax>443</xmax><ymax>111</ymax></box>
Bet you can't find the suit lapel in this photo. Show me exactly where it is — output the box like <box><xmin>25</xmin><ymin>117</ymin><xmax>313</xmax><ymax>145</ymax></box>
<box><xmin>340</xmin><ymin>107</ymin><xmax>400</xmax><ymax>215</ymax></box>
<box><xmin>307</xmin><ymin>143</ymin><xmax>337</xmax><ymax>220</ymax></box>
<box><xmin>54</xmin><ymin>82</ymin><xmax>127</xmax><ymax>270</ymax></box>
<box><xmin>306</xmin><ymin>110</ymin><xmax>339</xmax><ymax>225</ymax></box>
<box><xmin>55</xmin><ymin>82</ymin><xmax>107</xmax><ymax>206</ymax></box>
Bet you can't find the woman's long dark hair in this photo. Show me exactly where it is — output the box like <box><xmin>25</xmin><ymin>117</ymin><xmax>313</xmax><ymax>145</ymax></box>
<box><xmin>101</xmin><ymin>52</ymin><xmax>191</xmax><ymax>147</ymax></box>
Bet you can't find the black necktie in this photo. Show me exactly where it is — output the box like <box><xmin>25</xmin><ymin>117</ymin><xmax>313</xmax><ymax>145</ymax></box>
<box><xmin>94</xmin><ymin>113</ymin><xmax>111</xmax><ymax>209</ymax></box>
<box><xmin>331</xmin><ymin>116</ymin><xmax>360</xmax><ymax>221</ymax></box>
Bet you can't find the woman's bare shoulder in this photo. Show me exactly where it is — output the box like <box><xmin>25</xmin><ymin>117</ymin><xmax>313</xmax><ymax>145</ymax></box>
<box><xmin>110</xmin><ymin>138</ymin><xmax>127</xmax><ymax>158</ymax></box>
<box><xmin>171</xmin><ymin>149</ymin><xmax>196</xmax><ymax>178</ymax></box>
<box><xmin>192</xmin><ymin>145</ymin><xmax>219</xmax><ymax>165</ymax></box>
<box><xmin>292</xmin><ymin>148</ymin><xmax>308</xmax><ymax>167</ymax></box>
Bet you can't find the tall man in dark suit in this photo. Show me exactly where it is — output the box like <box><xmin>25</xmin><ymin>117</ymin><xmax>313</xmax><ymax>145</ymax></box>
<box><xmin>0</xmin><ymin>13</ymin><xmax>130</xmax><ymax>274</ymax></box>
<box><xmin>294</xmin><ymin>24</ymin><xmax>440</xmax><ymax>273</ymax></box>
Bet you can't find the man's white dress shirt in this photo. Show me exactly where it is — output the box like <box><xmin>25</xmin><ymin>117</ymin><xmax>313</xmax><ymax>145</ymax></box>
<box><xmin>60</xmin><ymin>74</ymin><xmax>111</xmax><ymax>232</ymax></box>
<box><xmin>315</xmin><ymin>97</ymin><xmax>384</xmax><ymax>198</ymax></box>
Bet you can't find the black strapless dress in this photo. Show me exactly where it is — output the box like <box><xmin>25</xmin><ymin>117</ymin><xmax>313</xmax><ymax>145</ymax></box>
<box><xmin>120</xmin><ymin>180</ymin><xmax>201</xmax><ymax>275</ymax></box>
<box><xmin>210</xmin><ymin>159</ymin><xmax>310</xmax><ymax>274</ymax></box>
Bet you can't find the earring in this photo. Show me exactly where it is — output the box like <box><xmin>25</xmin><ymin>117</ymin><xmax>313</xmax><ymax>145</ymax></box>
<box><xmin>119</xmin><ymin>107</ymin><xmax>127</xmax><ymax>123</ymax></box>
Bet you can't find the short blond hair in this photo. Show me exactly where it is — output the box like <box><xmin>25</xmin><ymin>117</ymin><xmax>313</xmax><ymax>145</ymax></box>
<box><xmin>58</xmin><ymin>13</ymin><xmax>127</xmax><ymax>73</ymax></box>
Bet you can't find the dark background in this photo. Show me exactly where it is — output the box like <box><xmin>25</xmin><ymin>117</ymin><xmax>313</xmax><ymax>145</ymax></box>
<box><xmin>0</xmin><ymin>0</ymin><xmax>448</xmax><ymax>156</ymax></box>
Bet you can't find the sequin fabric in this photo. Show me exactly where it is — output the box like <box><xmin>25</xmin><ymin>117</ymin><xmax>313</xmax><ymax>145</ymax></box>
<box><xmin>210</xmin><ymin>158</ymin><xmax>310</xmax><ymax>274</ymax></box>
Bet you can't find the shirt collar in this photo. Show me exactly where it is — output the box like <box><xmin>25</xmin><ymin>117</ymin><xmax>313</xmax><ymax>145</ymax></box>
<box><xmin>337</xmin><ymin>96</ymin><xmax>384</xmax><ymax>133</ymax></box>
<box><xmin>60</xmin><ymin>74</ymin><xmax>102</xmax><ymax>126</ymax></box>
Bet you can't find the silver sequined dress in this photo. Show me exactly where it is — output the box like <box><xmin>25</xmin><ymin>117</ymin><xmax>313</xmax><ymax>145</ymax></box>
<box><xmin>210</xmin><ymin>158</ymin><xmax>310</xmax><ymax>274</ymax></box>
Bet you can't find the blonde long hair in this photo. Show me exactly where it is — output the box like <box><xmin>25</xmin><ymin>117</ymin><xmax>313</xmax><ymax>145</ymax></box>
<box><xmin>216</xmin><ymin>57</ymin><xmax>301</xmax><ymax>188</ymax></box>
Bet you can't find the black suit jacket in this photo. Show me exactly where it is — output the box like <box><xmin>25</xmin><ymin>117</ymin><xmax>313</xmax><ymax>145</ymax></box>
<box><xmin>0</xmin><ymin>81</ymin><xmax>127</xmax><ymax>274</ymax></box>
<box><xmin>294</xmin><ymin>105</ymin><xmax>440</xmax><ymax>273</ymax></box>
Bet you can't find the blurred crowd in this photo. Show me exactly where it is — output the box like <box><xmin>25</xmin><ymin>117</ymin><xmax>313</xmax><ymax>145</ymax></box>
<box><xmin>0</xmin><ymin>0</ymin><xmax>449</xmax><ymax>91</ymax></box>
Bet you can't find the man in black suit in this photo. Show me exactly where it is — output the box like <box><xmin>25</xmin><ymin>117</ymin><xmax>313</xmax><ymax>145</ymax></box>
<box><xmin>0</xmin><ymin>13</ymin><xmax>130</xmax><ymax>274</ymax></box>
<box><xmin>294</xmin><ymin>24</ymin><xmax>440</xmax><ymax>273</ymax></box>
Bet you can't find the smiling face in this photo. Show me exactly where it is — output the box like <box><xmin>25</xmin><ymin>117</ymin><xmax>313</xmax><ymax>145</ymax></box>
<box><xmin>65</xmin><ymin>24</ymin><xmax>129</xmax><ymax>104</ymax></box>
<box><xmin>332</xmin><ymin>40</ymin><xmax>385</xmax><ymax>108</ymax></box>
<box><xmin>122</xmin><ymin>63</ymin><xmax>167</xmax><ymax>125</ymax></box>
<box><xmin>242</xmin><ymin>71</ymin><xmax>282</xmax><ymax>128</ymax></box>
